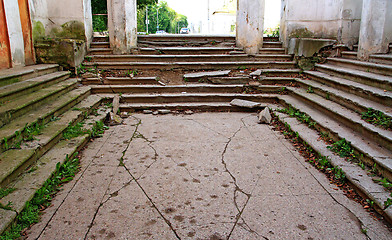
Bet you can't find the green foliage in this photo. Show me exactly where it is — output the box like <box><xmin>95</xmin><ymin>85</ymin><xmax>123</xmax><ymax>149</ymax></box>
<box><xmin>277</xmin><ymin>107</ymin><xmax>317</xmax><ymax>129</ymax></box>
<box><xmin>91</xmin><ymin>121</ymin><xmax>109</xmax><ymax>138</ymax></box>
<box><xmin>264</xmin><ymin>25</ymin><xmax>280</xmax><ymax>38</ymax></box>
<box><xmin>137</xmin><ymin>1</ymin><xmax>188</xmax><ymax>33</ymax></box>
<box><xmin>361</xmin><ymin>108</ymin><xmax>392</xmax><ymax>130</ymax></box>
<box><xmin>0</xmin><ymin>156</ymin><xmax>80</xmax><ymax>240</ymax></box>
<box><xmin>374</xmin><ymin>178</ymin><xmax>392</xmax><ymax>190</ymax></box>
<box><xmin>327</xmin><ymin>139</ymin><xmax>357</xmax><ymax>160</ymax></box>
<box><xmin>63</xmin><ymin>122</ymin><xmax>89</xmax><ymax>140</ymax></box>
<box><xmin>0</xmin><ymin>188</ymin><xmax>15</xmax><ymax>199</ymax></box>
<box><xmin>385</xmin><ymin>193</ymin><xmax>392</xmax><ymax>208</ymax></box>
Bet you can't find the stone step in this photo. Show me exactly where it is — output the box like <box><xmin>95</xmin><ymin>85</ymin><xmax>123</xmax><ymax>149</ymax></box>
<box><xmin>327</xmin><ymin>57</ymin><xmax>392</xmax><ymax>77</ymax></box>
<box><xmin>315</xmin><ymin>63</ymin><xmax>392</xmax><ymax>91</ymax></box>
<box><xmin>138</xmin><ymin>35</ymin><xmax>236</xmax><ymax>43</ymax></box>
<box><xmin>0</xmin><ymin>71</ymin><xmax>70</xmax><ymax>102</ymax></box>
<box><xmin>370</xmin><ymin>54</ymin><xmax>392</xmax><ymax>65</ymax></box>
<box><xmin>259</xmin><ymin>48</ymin><xmax>285</xmax><ymax>54</ymax></box>
<box><xmin>259</xmin><ymin>77</ymin><xmax>297</xmax><ymax>85</ymax></box>
<box><xmin>275</xmin><ymin>111</ymin><xmax>392</xmax><ymax>225</ymax></box>
<box><xmin>89</xmin><ymin>48</ymin><xmax>113</xmax><ymax>55</ymax></box>
<box><xmin>305</xmin><ymin>70</ymin><xmax>392</xmax><ymax>107</ymax></box>
<box><xmin>85</xmin><ymin>61</ymin><xmax>296</xmax><ymax>71</ymax></box>
<box><xmin>90</xmin><ymin>42</ymin><xmax>110</xmax><ymax>49</ymax></box>
<box><xmin>289</xmin><ymin>87</ymin><xmax>392</xmax><ymax>152</ymax></box>
<box><xmin>260</xmin><ymin>68</ymin><xmax>301</xmax><ymax>77</ymax></box>
<box><xmin>263</xmin><ymin>42</ymin><xmax>283</xmax><ymax>48</ymax></box>
<box><xmin>88</xmin><ymin>54</ymin><xmax>293</xmax><ymax>62</ymax></box>
<box><xmin>0</xmin><ymin>79</ymin><xmax>78</xmax><ymax>128</ymax></box>
<box><xmin>90</xmin><ymin>84</ymin><xmax>281</xmax><ymax>95</ymax></box>
<box><xmin>341</xmin><ymin>51</ymin><xmax>357</xmax><ymax>60</ymax></box>
<box><xmin>278</xmin><ymin>95</ymin><xmax>392</xmax><ymax>182</ymax></box>
<box><xmin>82</xmin><ymin>76</ymin><xmax>159</xmax><ymax>85</ymax></box>
<box><xmin>92</xmin><ymin>36</ymin><xmax>109</xmax><ymax>42</ymax></box>
<box><xmin>0</xmin><ymin>104</ymin><xmax>109</xmax><ymax>234</ymax></box>
<box><xmin>295</xmin><ymin>77</ymin><xmax>392</xmax><ymax>118</ymax></box>
<box><xmin>138</xmin><ymin>40</ymin><xmax>235</xmax><ymax>47</ymax></box>
<box><xmin>136</xmin><ymin>47</ymin><xmax>243</xmax><ymax>55</ymax></box>
<box><xmin>120</xmin><ymin>93</ymin><xmax>278</xmax><ymax>104</ymax></box>
<box><xmin>120</xmin><ymin>102</ymin><xmax>265</xmax><ymax>112</ymax></box>
<box><xmin>208</xmin><ymin>76</ymin><xmax>251</xmax><ymax>84</ymax></box>
<box><xmin>0</xmin><ymin>64</ymin><xmax>59</xmax><ymax>88</ymax></box>
<box><xmin>0</xmin><ymin>87</ymin><xmax>91</xmax><ymax>153</ymax></box>
<box><xmin>0</xmin><ymin>94</ymin><xmax>103</xmax><ymax>188</ymax></box>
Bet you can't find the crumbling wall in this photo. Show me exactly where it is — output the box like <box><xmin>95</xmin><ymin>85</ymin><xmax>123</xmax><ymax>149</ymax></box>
<box><xmin>280</xmin><ymin>0</ymin><xmax>362</xmax><ymax>48</ymax></box>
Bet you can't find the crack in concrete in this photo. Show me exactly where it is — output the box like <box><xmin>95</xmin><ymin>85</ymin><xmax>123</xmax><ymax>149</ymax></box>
<box><xmin>220</xmin><ymin>120</ymin><xmax>253</xmax><ymax>240</ymax></box>
<box><xmin>116</xmin><ymin>116</ymin><xmax>182</xmax><ymax>239</ymax></box>
<box><xmin>187</xmin><ymin>119</ymin><xmax>227</xmax><ymax>137</ymax></box>
<box><xmin>34</xmin><ymin>127</ymin><xmax>118</xmax><ymax>240</ymax></box>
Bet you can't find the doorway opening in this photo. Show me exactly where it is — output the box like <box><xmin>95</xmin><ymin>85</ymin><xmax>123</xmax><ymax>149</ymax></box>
<box><xmin>264</xmin><ymin>0</ymin><xmax>281</xmax><ymax>39</ymax></box>
<box><xmin>91</xmin><ymin>0</ymin><xmax>108</xmax><ymax>34</ymax></box>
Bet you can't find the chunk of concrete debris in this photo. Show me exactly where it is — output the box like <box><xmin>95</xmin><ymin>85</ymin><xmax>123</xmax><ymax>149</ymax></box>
<box><xmin>185</xmin><ymin>110</ymin><xmax>194</xmax><ymax>115</ymax></box>
<box><xmin>158</xmin><ymin>109</ymin><xmax>171</xmax><ymax>114</ymax></box>
<box><xmin>184</xmin><ymin>70</ymin><xmax>231</xmax><ymax>80</ymax></box>
<box><xmin>143</xmin><ymin>110</ymin><xmax>153</xmax><ymax>114</ymax></box>
<box><xmin>112</xmin><ymin>95</ymin><xmax>120</xmax><ymax>114</ymax></box>
<box><xmin>153</xmin><ymin>111</ymin><xmax>159</xmax><ymax>115</ymax></box>
<box><xmin>258</xmin><ymin>107</ymin><xmax>272</xmax><ymax>124</ymax></box>
<box><xmin>248</xmin><ymin>81</ymin><xmax>261</xmax><ymax>86</ymax></box>
<box><xmin>230</xmin><ymin>99</ymin><xmax>261</xmax><ymax>108</ymax></box>
<box><xmin>250</xmin><ymin>69</ymin><xmax>262</xmax><ymax>76</ymax></box>
<box><xmin>120</xmin><ymin>112</ymin><xmax>129</xmax><ymax>118</ymax></box>
<box><xmin>109</xmin><ymin>112</ymin><xmax>123</xmax><ymax>125</ymax></box>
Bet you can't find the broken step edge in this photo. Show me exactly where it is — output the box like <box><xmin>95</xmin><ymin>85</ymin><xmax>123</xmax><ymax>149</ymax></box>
<box><xmin>274</xmin><ymin>111</ymin><xmax>392</xmax><ymax>224</ymax></box>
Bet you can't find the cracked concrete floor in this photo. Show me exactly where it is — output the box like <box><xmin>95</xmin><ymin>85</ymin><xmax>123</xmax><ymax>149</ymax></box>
<box><xmin>26</xmin><ymin>113</ymin><xmax>392</xmax><ymax>240</ymax></box>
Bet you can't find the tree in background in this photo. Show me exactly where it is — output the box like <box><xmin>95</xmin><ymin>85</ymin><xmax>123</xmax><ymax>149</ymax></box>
<box><xmin>92</xmin><ymin>0</ymin><xmax>159</xmax><ymax>32</ymax></box>
<box><xmin>137</xmin><ymin>1</ymin><xmax>188</xmax><ymax>34</ymax></box>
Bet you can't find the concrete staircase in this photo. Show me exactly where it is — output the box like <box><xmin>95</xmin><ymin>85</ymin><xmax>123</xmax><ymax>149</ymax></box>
<box><xmin>84</xmin><ymin>36</ymin><xmax>294</xmax><ymax>112</ymax></box>
<box><xmin>0</xmin><ymin>65</ymin><xmax>109</xmax><ymax>233</ymax></box>
<box><xmin>274</xmin><ymin>50</ymin><xmax>392</xmax><ymax>221</ymax></box>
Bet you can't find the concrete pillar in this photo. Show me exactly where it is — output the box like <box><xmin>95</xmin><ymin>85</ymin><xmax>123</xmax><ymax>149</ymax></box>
<box><xmin>108</xmin><ymin>0</ymin><xmax>137</xmax><ymax>54</ymax></box>
<box><xmin>236</xmin><ymin>0</ymin><xmax>265</xmax><ymax>54</ymax></box>
<box><xmin>358</xmin><ymin>0</ymin><xmax>392</xmax><ymax>60</ymax></box>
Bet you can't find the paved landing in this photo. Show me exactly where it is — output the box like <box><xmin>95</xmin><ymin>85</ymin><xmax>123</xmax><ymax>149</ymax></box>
<box><xmin>27</xmin><ymin>113</ymin><xmax>392</xmax><ymax>240</ymax></box>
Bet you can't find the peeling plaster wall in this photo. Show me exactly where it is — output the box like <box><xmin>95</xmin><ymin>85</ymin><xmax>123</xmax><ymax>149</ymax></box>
<box><xmin>3</xmin><ymin>0</ymin><xmax>25</xmax><ymax>66</ymax></box>
<box><xmin>280</xmin><ymin>0</ymin><xmax>362</xmax><ymax>48</ymax></box>
<box><xmin>236</xmin><ymin>0</ymin><xmax>265</xmax><ymax>54</ymax></box>
<box><xmin>30</xmin><ymin>0</ymin><xmax>93</xmax><ymax>43</ymax></box>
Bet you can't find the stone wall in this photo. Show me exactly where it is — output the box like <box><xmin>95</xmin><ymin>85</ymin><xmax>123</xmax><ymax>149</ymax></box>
<box><xmin>280</xmin><ymin>0</ymin><xmax>362</xmax><ymax>48</ymax></box>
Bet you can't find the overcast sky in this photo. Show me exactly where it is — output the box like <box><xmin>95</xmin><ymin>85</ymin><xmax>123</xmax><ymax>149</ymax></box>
<box><xmin>159</xmin><ymin>0</ymin><xmax>281</xmax><ymax>29</ymax></box>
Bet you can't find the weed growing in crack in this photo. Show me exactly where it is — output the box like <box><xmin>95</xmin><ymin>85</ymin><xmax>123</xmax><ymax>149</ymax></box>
<box><xmin>385</xmin><ymin>193</ymin><xmax>392</xmax><ymax>208</ymax></box>
<box><xmin>0</xmin><ymin>155</ymin><xmax>81</xmax><ymax>240</ymax></box>
<box><xmin>0</xmin><ymin>201</ymin><xmax>13</xmax><ymax>211</ymax></box>
<box><xmin>277</xmin><ymin>107</ymin><xmax>317</xmax><ymax>129</ymax></box>
<box><xmin>306</xmin><ymin>86</ymin><xmax>314</xmax><ymax>93</ymax></box>
<box><xmin>63</xmin><ymin>122</ymin><xmax>89</xmax><ymax>140</ymax></box>
<box><xmin>90</xmin><ymin>121</ymin><xmax>109</xmax><ymax>138</ymax></box>
<box><xmin>327</xmin><ymin>139</ymin><xmax>357</xmax><ymax>161</ymax></box>
<box><xmin>0</xmin><ymin>188</ymin><xmax>16</xmax><ymax>199</ymax></box>
<box><xmin>361</xmin><ymin>108</ymin><xmax>392</xmax><ymax>130</ymax></box>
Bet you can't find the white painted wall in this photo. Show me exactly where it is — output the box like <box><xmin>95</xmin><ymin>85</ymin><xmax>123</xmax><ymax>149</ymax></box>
<box><xmin>29</xmin><ymin>0</ymin><xmax>50</xmax><ymax>32</ymax></box>
<box><xmin>280</xmin><ymin>0</ymin><xmax>362</xmax><ymax>48</ymax></box>
<box><xmin>358</xmin><ymin>0</ymin><xmax>392</xmax><ymax>59</ymax></box>
<box><xmin>3</xmin><ymin>0</ymin><xmax>25</xmax><ymax>66</ymax></box>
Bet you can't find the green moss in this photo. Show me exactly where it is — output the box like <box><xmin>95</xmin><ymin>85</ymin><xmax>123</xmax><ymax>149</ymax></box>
<box><xmin>289</xmin><ymin>28</ymin><xmax>314</xmax><ymax>38</ymax></box>
<box><xmin>32</xmin><ymin>21</ymin><xmax>45</xmax><ymax>42</ymax></box>
<box><xmin>50</xmin><ymin>21</ymin><xmax>85</xmax><ymax>40</ymax></box>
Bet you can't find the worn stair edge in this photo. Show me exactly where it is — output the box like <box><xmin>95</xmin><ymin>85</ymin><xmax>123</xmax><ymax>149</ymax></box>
<box><xmin>120</xmin><ymin>93</ymin><xmax>279</xmax><ymax>104</ymax></box>
<box><xmin>0</xmin><ymin>95</ymin><xmax>103</xmax><ymax>188</ymax></box>
<box><xmin>327</xmin><ymin>57</ymin><xmax>392</xmax><ymax>77</ymax></box>
<box><xmin>288</xmin><ymin>87</ymin><xmax>392</xmax><ymax>152</ymax></box>
<box><xmin>305</xmin><ymin>70</ymin><xmax>392</xmax><ymax>107</ymax></box>
<box><xmin>0</xmin><ymin>107</ymin><xmax>110</xmax><ymax>235</ymax></box>
<box><xmin>274</xmin><ymin>111</ymin><xmax>392</xmax><ymax>224</ymax></box>
<box><xmin>0</xmin><ymin>79</ymin><xmax>78</xmax><ymax>128</ymax></box>
<box><xmin>370</xmin><ymin>54</ymin><xmax>392</xmax><ymax>65</ymax></box>
<box><xmin>0</xmin><ymin>64</ymin><xmax>59</xmax><ymax>88</ymax></box>
<box><xmin>120</xmin><ymin>102</ymin><xmax>274</xmax><ymax>112</ymax></box>
<box><xmin>85</xmin><ymin>61</ymin><xmax>296</xmax><ymax>70</ymax></box>
<box><xmin>295</xmin><ymin>77</ymin><xmax>392</xmax><ymax>119</ymax></box>
<box><xmin>0</xmin><ymin>87</ymin><xmax>92</xmax><ymax>151</ymax></box>
<box><xmin>278</xmin><ymin>95</ymin><xmax>392</xmax><ymax>182</ymax></box>
<box><xmin>341</xmin><ymin>52</ymin><xmax>358</xmax><ymax>60</ymax></box>
<box><xmin>0</xmin><ymin>71</ymin><xmax>71</xmax><ymax>102</ymax></box>
<box><xmin>315</xmin><ymin>64</ymin><xmax>392</xmax><ymax>91</ymax></box>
